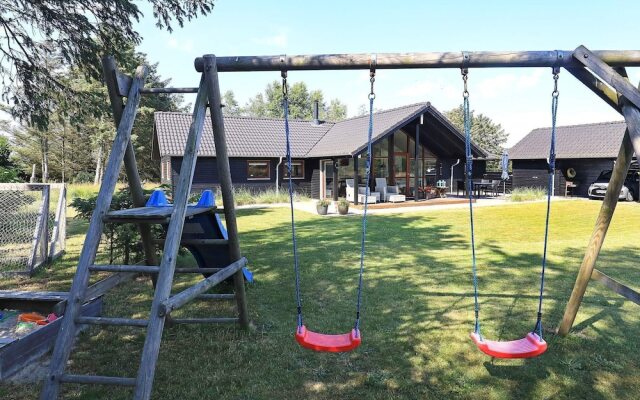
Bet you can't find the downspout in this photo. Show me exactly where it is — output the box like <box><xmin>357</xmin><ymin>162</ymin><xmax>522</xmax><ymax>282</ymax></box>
<box><xmin>450</xmin><ymin>158</ymin><xmax>461</xmax><ymax>193</ymax></box>
<box><xmin>275</xmin><ymin>156</ymin><xmax>284</xmax><ymax>195</ymax></box>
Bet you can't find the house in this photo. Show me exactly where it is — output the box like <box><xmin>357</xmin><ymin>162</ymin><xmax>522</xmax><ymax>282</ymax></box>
<box><xmin>152</xmin><ymin>102</ymin><xmax>488</xmax><ymax>202</ymax></box>
<box><xmin>509</xmin><ymin>121</ymin><xmax>631</xmax><ymax>197</ymax></box>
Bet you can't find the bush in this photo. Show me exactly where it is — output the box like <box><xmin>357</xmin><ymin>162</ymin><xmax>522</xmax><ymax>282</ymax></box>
<box><xmin>510</xmin><ymin>187</ymin><xmax>547</xmax><ymax>202</ymax></box>
<box><xmin>231</xmin><ymin>187</ymin><xmax>308</xmax><ymax>206</ymax></box>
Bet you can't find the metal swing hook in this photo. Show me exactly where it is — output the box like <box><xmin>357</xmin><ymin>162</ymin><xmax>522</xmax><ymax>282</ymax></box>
<box><xmin>369</xmin><ymin>53</ymin><xmax>377</xmax><ymax>100</ymax></box>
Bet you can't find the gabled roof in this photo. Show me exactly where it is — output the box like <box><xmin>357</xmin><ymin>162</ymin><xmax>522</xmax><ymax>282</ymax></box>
<box><xmin>153</xmin><ymin>102</ymin><xmax>487</xmax><ymax>159</ymax></box>
<box><xmin>153</xmin><ymin>113</ymin><xmax>333</xmax><ymax>158</ymax></box>
<box><xmin>509</xmin><ymin>121</ymin><xmax>627</xmax><ymax>160</ymax></box>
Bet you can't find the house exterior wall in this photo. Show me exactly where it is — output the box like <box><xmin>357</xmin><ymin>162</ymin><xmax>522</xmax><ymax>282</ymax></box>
<box><xmin>169</xmin><ymin>156</ymin><xmax>315</xmax><ymax>194</ymax></box>
<box><xmin>512</xmin><ymin>158</ymin><xmax>615</xmax><ymax>197</ymax></box>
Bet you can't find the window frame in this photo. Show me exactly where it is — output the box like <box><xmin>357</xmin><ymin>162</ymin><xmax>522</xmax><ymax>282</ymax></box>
<box><xmin>283</xmin><ymin>159</ymin><xmax>305</xmax><ymax>180</ymax></box>
<box><xmin>247</xmin><ymin>160</ymin><xmax>271</xmax><ymax>181</ymax></box>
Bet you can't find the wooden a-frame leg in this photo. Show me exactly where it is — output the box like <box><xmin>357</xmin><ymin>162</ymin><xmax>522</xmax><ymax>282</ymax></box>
<box><xmin>558</xmin><ymin>52</ymin><xmax>640</xmax><ymax>335</ymax></box>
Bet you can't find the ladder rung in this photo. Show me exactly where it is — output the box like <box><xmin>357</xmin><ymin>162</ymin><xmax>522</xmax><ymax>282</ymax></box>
<box><xmin>180</xmin><ymin>239</ymin><xmax>228</xmax><ymax>246</ymax></box>
<box><xmin>175</xmin><ymin>267</ymin><xmax>222</xmax><ymax>274</ymax></box>
<box><xmin>197</xmin><ymin>293</ymin><xmax>235</xmax><ymax>300</ymax></box>
<box><xmin>172</xmin><ymin>317</ymin><xmax>239</xmax><ymax>324</ymax></box>
<box><xmin>59</xmin><ymin>374</ymin><xmax>136</xmax><ymax>386</ymax></box>
<box><xmin>89</xmin><ymin>265</ymin><xmax>160</xmax><ymax>273</ymax></box>
<box><xmin>76</xmin><ymin>317</ymin><xmax>149</xmax><ymax>327</ymax></box>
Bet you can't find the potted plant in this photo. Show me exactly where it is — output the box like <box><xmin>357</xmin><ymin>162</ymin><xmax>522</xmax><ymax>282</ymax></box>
<box><xmin>337</xmin><ymin>197</ymin><xmax>350</xmax><ymax>215</ymax></box>
<box><xmin>316</xmin><ymin>199</ymin><xmax>330</xmax><ymax>215</ymax></box>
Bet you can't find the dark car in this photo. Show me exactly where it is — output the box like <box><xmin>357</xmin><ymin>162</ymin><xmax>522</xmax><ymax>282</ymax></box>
<box><xmin>588</xmin><ymin>169</ymin><xmax>639</xmax><ymax>201</ymax></box>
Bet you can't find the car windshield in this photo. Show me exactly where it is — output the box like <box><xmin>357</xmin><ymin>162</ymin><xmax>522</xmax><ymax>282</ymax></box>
<box><xmin>597</xmin><ymin>171</ymin><xmax>612</xmax><ymax>180</ymax></box>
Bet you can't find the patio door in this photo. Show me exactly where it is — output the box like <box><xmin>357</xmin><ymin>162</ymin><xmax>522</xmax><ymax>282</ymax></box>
<box><xmin>320</xmin><ymin>159</ymin><xmax>334</xmax><ymax>199</ymax></box>
<box><xmin>394</xmin><ymin>152</ymin><xmax>410</xmax><ymax>196</ymax></box>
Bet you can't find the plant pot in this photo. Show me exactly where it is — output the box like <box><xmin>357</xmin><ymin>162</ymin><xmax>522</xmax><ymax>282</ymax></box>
<box><xmin>338</xmin><ymin>204</ymin><xmax>349</xmax><ymax>215</ymax></box>
<box><xmin>316</xmin><ymin>204</ymin><xmax>329</xmax><ymax>215</ymax></box>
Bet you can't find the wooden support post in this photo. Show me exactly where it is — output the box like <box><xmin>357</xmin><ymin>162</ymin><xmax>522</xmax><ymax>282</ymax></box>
<box><xmin>102</xmin><ymin>57</ymin><xmax>159</xmax><ymax>274</ymax></box>
<box><xmin>558</xmin><ymin>61</ymin><xmax>640</xmax><ymax>335</ymax></box>
<box><xmin>41</xmin><ymin>65</ymin><xmax>148</xmax><ymax>400</ymax></box>
<box><xmin>557</xmin><ymin>130</ymin><xmax>634</xmax><ymax>335</ymax></box>
<box><xmin>133</xmin><ymin>76</ymin><xmax>209</xmax><ymax>400</ymax></box>
<box><xmin>332</xmin><ymin>160</ymin><xmax>339</xmax><ymax>201</ymax></box>
<box><xmin>388</xmin><ymin>136</ymin><xmax>395</xmax><ymax>185</ymax></box>
<box><xmin>201</xmin><ymin>55</ymin><xmax>250</xmax><ymax>330</ymax></box>
<box><xmin>414</xmin><ymin>121</ymin><xmax>420</xmax><ymax>201</ymax></box>
<box><xmin>353</xmin><ymin>155</ymin><xmax>359</xmax><ymax>205</ymax></box>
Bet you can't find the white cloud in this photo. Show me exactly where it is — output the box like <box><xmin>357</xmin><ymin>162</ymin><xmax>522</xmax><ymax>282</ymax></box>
<box><xmin>254</xmin><ymin>32</ymin><xmax>288</xmax><ymax>48</ymax></box>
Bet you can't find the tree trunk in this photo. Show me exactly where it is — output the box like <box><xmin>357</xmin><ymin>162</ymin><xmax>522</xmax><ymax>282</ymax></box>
<box><xmin>94</xmin><ymin>142</ymin><xmax>103</xmax><ymax>185</ymax></box>
<box><xmin>41</xmin><ymin>134</ymin><xmax>49</xmax><ymax>183</ymax></box>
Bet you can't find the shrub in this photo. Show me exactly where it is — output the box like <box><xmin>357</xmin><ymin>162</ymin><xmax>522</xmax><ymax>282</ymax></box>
<box><xmin>510</xmin><ymin>187</ymin><xmax>547</xmax><ymax>202</ymax></box>
<box><xmin>317</xmin><ymin>198</ymin><xmax>331</xmax><ymax>207</ymax></box>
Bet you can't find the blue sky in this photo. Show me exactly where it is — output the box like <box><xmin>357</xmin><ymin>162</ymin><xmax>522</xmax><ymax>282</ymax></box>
<box><xmin>135</xmin><ymin>0</ymin><xmax>640</xmax><ymax>146</ymax></box>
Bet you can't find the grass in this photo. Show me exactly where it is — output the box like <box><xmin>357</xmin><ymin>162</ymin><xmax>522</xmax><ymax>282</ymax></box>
<box><xmin>1</xmin><ymin>199</ymin><xmax>640</xmax><ymax>399</ymax></box>
<box><xmin>510</xmin><ymin>187</ymin><xmax>547</xmax><ymax>202</ymax></box>
<box><xmin>230</xmin><ymin>187</ymin><xmax>309</xmax><ymax>206</ymax></box>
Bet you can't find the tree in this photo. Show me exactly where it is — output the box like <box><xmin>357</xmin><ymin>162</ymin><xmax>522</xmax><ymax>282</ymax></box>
<box><xmin>221</xmin><ymin>90</ymin><xmax>241</xmax><ymax>116</ymax></box>
<box><xmin>0</xmin><ymin>0</ymin><xmax>214</xmax><ymax>129</ymax></box>
<box><xmin>242</xmin><ymin>80</ymin><xmax>348</xmax><ymax>121</ymax></box>
<box><xmin>326</xmin><ymin>99</ymin><xmax>347</xmax><ymax>121</ymax></box>
<box><xmin>445</xmin><ymin>104</ymin><xmax>508</xmax><ymax>160</ymax></box>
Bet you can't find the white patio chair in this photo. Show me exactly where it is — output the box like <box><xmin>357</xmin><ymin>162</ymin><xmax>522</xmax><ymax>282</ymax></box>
<box><xmin>374</xmin><ymin>177</ymin><xmax>402</xmax><ymax>202</ymax></box>
<box><xmin>345</xmin><ymin>179</ymin><xmax>355</xmax><ymax>202</ymax></box>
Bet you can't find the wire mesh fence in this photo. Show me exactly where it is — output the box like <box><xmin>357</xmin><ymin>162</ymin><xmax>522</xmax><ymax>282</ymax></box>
<box><xmin>0</xmin><ymin>184</ymin><xmax>66</xmax><ymax>275</ymax></box>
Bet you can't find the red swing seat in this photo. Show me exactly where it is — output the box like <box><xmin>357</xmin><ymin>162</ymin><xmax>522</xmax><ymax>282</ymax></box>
<box><xmin>470</xmin><ymin>332</ymin><xmax>547</xmax><ymax>359</ymax></box>
<box><xmin>295</xmin><ymin>325</ymin><xmax>361</xmax><ymax>352</ymax></box>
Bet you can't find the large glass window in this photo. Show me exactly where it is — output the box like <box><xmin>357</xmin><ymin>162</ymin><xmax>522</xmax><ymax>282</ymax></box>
<box><xmin>247</xmin><ymin>160</ymin><xmax>270</xmax><ymax>180</ymax></box>
<box><xmin>394</xmin><ymin>131</ymin><xmax>408</xmax><ymax>152</ymax></box>
<box><xmin>283</xmin><ymin>160</ymin><xmax>304</xmax><ymax>179</ymax></box>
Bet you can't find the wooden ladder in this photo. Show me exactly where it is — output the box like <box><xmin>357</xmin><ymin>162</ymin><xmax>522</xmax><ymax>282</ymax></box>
<box><xmin>41</xmin><ymin>56</ymin><xmax>248</xmax><ymax>400</ymax></box>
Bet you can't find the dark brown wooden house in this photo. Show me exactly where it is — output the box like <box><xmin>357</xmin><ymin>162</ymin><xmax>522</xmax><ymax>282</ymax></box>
<box><xmin>152</xmin><ymin>102</ymin><xmax>487</xmax><ymax>201</ymax></box>
<box><xmin>509</xmin><ymin>121</ymin><xmax>630</xmax><ymax>197</ymax></box>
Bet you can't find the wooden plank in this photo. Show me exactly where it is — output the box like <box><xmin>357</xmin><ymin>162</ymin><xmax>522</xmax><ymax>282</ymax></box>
<box><xmin>0</xmin><ymin>290</ymin><xmax>68</xmax><ymax>302</ymax></box>
<box><xmin>202</xmin><ymin>55</ymin><xmax>250</xmax><ymax>330</ymax></box>
<box><xmin>84</xmin><ymin>272</ymin><xmax>137</xmax><ymax>302</ymax></box>
<box><xmin>558</xmin><ymin>74</ymin><xmax>640</xmax><ymax>336</ymax></box>
<box><xmin>195</xmin><ymin>49</ymin><xmax>640</xmax><ymax>72</ymax></box>
<box><xmin>175</xmin><ymin>267</ymin><xmax>222</xmax><ymax>274</ymax></box>
<box><xmin>140</xmin><ymin>87</ymin><xmax>199</xmax><ymax>94</ymax></box>
<box><xmin>59</xmin><ymin>374</ymin><xmax>136</xmax><ymax>386</ymax></box>
<box><xmin>27</xmin><ymin>185</ymin><xmax>49</xmax><ymax>275</ymax></box>
<box><xmin>160</xmin><ymin>257</ymin><xmax>246</xmax><ymax>316</ymax></box>
<box><xmin>179</xmin><ymin>238</ymin><xmax>228</xmax><ymax>246</ymax></box>
<box><xmin>76</xmin><ymin>317</ymin><xmax>149</xmax><ymax>327</ymax></box>
<box><xmin>197</xmin><ymin>293</ymin><xmax>235</xmax><ymax>300</ymax></box>
<box><xmin>102</xmin><ymin>56</ymin><xmax>159</xmax><ymax>283</ymax></box>
<box><xmin>566</xmin><ymin>67</ymin><xmax>621</xmax><ymax>113</ymax></box>
<box><xmin>89</xmin><ymin>265</ymin><xmax>160</xmax><ymax>274</ymax></box>
<box><xmin>41</xmin><ymin>65</ymin><xmax>148</xmax><ymax>400</ymax></box>
<box><xmin>573</xmin><ymin>46</ymin><xmax>640</xmax><ymax>111</ymax></box>
<box><xmin>134</xmin><ymin>75</ymin><xmax>209</xmax><ymax>400</ymax></box>
<box><xmin>49</xmin><ymin>185</ymin><xmax>66</xmax><ymax>260</ymax></box>
<box><xmin>353</xmin><ymin>155</ymin><xmax>359</xmax><ymax>205</ymax></box>
<box><xmin>592</xmin><ymin>269</ymin><xmax>640</xmax><ymax>305</ymax></box>
<box><xmin>104</xmin><ymin>206</ymin><xmax>214</xmax><ymax>221</ymax></box>
<box><xmin>171</xmin><ymin>317</ymin><xmax>238</xmax><ymax>324</ymax></box>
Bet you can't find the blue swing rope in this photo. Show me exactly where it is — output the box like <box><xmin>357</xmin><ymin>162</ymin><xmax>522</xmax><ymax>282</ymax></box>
<box><xmin>461</xmin><ymin>69</ymin><xmax>481</xmax><ymax>336</ymax></box>
<box><xmin>534</xmin><ymin>68</ymin><xmax>560</xmax><ymax>339</ymax></box>
<box><xmin>281</xmin><ymin>71</ymin><xmax>304</xmax><ymax>331</ymax></box>
<box><xmin>354</xmin><ymin>67</ymin><xmax>376</xmax><ymax>334</ymax></box>
<box><xmin>282</xmin><ymin>66</ymin><xmax>376</xmax><ymax>335</ymax></box>
<box><xmin>464</xmin><ymin>68</ymin><xmax>559</xmax><ymax>340</ymax></box>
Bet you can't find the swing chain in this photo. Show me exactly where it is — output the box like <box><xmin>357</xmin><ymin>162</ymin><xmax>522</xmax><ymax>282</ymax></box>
<box><xmin>552</xmin><ymin>67</ymin><xmax>560</xmax><ymax>98</ymax></box>
<box><xmin>369</xmin><ymin>70</ymin><xmax>376</xmax><ymax>100</ymax></box>
<box><xmin>461</xmin><ymin>68</ymin><xmax>469</xmax><ymax>98</ymax></box>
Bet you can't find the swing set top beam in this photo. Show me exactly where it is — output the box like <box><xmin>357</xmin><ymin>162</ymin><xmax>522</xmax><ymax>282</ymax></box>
<box><xmin>194</xmin><ymin>50</ymin><xmax>640</xmax><ymax>73</ymax></box>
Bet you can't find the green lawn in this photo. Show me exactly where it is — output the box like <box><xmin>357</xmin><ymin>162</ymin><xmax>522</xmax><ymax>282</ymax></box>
<box><xmin>2</xmin><ymin>199</ymin><xmax>640</xmax><ymax>399</ymax></box>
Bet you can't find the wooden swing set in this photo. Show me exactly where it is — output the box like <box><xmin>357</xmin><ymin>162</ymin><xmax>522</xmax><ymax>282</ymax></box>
<box><xmin>40</xmin><ymin>45</ymin><xmax>640</xmax><ymax>399</ymax></box>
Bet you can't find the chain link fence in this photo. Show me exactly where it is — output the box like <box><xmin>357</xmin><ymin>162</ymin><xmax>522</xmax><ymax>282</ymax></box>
<box><xmin>0</xmin><ymin>184</ymin><xmax>66</xmax><ymax>275</ymax></box>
